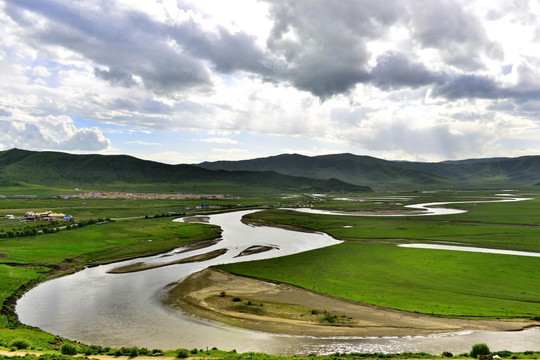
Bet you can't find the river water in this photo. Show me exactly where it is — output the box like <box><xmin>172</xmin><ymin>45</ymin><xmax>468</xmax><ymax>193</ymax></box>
<box><xmin>16</xmin><ymin>201</ymin><xmax>540</xmax><ymax>355</ymax></box>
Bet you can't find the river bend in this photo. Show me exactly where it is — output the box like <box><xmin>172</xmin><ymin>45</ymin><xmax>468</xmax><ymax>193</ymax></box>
<box><xmin>16</xmin><ymin>199</ymin><xmax>540</xmax><ymax>355</ymax></box>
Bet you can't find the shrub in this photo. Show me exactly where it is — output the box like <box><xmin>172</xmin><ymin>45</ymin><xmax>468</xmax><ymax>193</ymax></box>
<box><xmin>9</xmin><ymin>338</ymin><xmax>31</xmax><ymax>350</ymax></box>
<box><xmin>442</xmin><ymin>351</ymin><xmax>453</xmax><ymax>357</ymax></box>
<box><xmin>61</xmin><ymin>343</ymin><xmax>78</xmax><ymax>355</ymax></box>
<box><xmin>190</xmin><ymin>349</ymin><xmax>198</xmax><ymax>354</ymax></box>
<box><xmin>471</xmin><ymin>343</ymin><xmax>490</xmax><ymax>358</ymax></box>
<box><xmin>129</xmin><ymin>347</ymin><xmax>139</xmax><ymax>357</ymax></box>
<box><xmin>494</xmin><ymin>351</ymin><xmax>512</xmax><ymax>358</ymax></box>
<box><xmin>232</xmin><ymin>297</ymin><xmax>241</xmax><ymax>302</ymax></box>
<box><xmin>176</xmin><ymin>349</ymin><xmax>189</xmax><ymax>358</ymax></box>
<box><xmin>320</xmin><ymin>313</ymin><xmax>337</xmax><ymax>323</ymax></box>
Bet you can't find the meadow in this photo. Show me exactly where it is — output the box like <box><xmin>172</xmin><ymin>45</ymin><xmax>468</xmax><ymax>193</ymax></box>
<box><xmin>0</xmin><ymin>196</ymin><xmax>226</xmax><ymax>349</ymax></box>
<box><xmin>219</xmin><ymin>190</ymin><xmax>540</xmax><ymax>319</ymax></box>
<box><xmin>0</xmin><ymin>189</ymin><xmax>539</xmax><ymax>357</ymax></box>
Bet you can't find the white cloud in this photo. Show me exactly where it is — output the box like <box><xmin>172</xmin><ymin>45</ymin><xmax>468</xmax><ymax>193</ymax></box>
<box><xmin>31</xmin><ymin>66</ymin><xmax>52</xmax><ymax>77</ymax></box>
<box><xmin>125</xmin><ymin>141</ymin><xmax>162</xmax><ymax>146</ymax></box>
<box><xmin>0</xmin><ymin>115</ymin><xmax>111</xmax><ymax>151</ymax></box>
<box><xmin>0</xmin><ymin>0</ymin><xmax>539</xmax><ymax>162</ymax></box>
<box><xmin>199</xmin><ymin>137</ymin><xmax>239</xmax><ymax>144</ymax></box>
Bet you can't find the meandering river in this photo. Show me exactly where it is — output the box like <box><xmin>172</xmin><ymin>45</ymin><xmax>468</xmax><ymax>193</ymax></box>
<box><xmin>16</xmin><ymin>198</ymin><xmax>540</xmax><ymax>355</ymax></box>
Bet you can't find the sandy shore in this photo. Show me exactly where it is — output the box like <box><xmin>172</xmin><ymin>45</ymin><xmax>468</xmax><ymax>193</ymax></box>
<box><xmin>163</xmin><ymin>268</ymin><xmax>536</xmax><ymax>337</ymax></box>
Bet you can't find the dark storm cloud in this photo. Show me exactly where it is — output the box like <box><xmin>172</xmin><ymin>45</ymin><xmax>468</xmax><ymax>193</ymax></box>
<box><xmin>264</xmin><ymin>0</ymin><xmax>401</xmax><ymax>98</ymax></box>
<box><xmin>432</xmin><ymin>75</ymin><xmax>502</xmax><ymax>99</ymax></box>
<box><xmin>262</xmin><ymin>0</ymin><xmax>507</xmax><ymax>98</ymax></box>
<box><xmin>432</xmin><ymin>73</ymin><xmax>540</xmax><ymax>104</ymax></box>
<box><xmin>6</xmin><ymin>0</ymin><xmax>537</xmax><ymax>106</ymax></box>
<box><xmin>370</xmin><ymin>53</ymin><xmax>445</xmax><ymax>90</ymax></box>
<box><xmin>94</xmin><ymin>68</ymin><xmax>136</xmax><ymax>87</ymax></box>
<box><xmin>5</xmin><ymin>0</ymin><xmax>278</xmax><ymax>95</ymax></box>
<box><xmin>407</xmin><ymin>0</ymin><xmax>503</xmax><ymax>70</ymax></box>
<box><xmin>6</xmin><ymin>0</ymin><xmax>211</xmax><ymax>94</ymax></box>
<box><xmin>169</xmin><ymin>21</ymin><xmax>281</xmax><ymax>76</ymax></box>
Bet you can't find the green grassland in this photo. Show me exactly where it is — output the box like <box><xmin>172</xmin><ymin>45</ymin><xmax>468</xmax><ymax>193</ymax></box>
<box><xmin>0</xmin><ymin>197</ymin><xmax>223</xmax><ymax>351</ymax></box>
<box><xmin>0</xmin><ymin>218</ymin><xmax>220</xmax><ymax>265</ymax></box>
<box><xmin>0</xmin><ymin>197</ymin><xmax>269</xmax><ymax>220</ymax></box>
<box><xmin>0</xmin><ymin>266</ymin><xmax>49</xmax><ymax>328</ymax></box>
<box><xmin>1</xmin><ymin>189</ymin><xmax>539</xmax><ymax>356</ymax></box>
<box><xmin>219</xmin><ymin>191</ymin><xmax>540</xmax><ymax>318</ymax></box>
<box><xmin>220</xmin><ymin>242</ymin><xmax>540</xmax><ymax>318</ymax></box>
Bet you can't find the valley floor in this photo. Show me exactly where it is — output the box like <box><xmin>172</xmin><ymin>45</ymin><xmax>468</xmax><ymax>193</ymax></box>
<box><xmin>163</xmin><ymin>268</ymin><xmax>536</xmax><ymax>337</ymax></box>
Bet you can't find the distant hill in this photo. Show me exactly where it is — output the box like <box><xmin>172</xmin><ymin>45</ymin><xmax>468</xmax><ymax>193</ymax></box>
<box><xmin>198</xmin><ymin>153</ymin><xmax>540</xmax><ymax>189</ymax></box>
<box><xmin>0</xmin><ymin>149</ymin><xmax>371</xmax><ymax>194</ymax></box>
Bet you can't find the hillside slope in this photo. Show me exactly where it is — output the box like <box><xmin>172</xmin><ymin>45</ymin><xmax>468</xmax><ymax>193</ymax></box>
<box><xmin>0</xmin><ymin>149</ymin><xmax>371</xmax><ymax>194</ymax></box>
<box><xmin>198</xmin><ymin>153</ymin><xmax>540</xmax><ymax>189</ymax></box>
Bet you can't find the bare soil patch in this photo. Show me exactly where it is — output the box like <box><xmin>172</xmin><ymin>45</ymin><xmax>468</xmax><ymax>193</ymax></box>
<box><xmin>163</xmin><ymin>268</ymin><xmax>535</xmax><ymax>337</ymax></box>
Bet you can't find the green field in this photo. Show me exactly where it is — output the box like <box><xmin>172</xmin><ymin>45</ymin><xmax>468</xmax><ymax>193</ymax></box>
<box><xmin>219</xmin><ymin>191</ymin><xmax>540</xmax><ymax>319</ymax></box>
<box><xmin>0</xmin><ymin>197</ymin><xmax>223</xmax><ymax>350</ymax></box>
<box><xmin>0</xmin><ymin>218</ymin><xmax>220</xmax><ymax>265</ymax></box>
<box><xmin>0</xmin><ymin>197</ymin><xmax>270</xmax><ymax>220</ymax></box>
<box><xmin>1</xmin><ymin>189</ymin><xmax>539</xmax><ymax>356</ymax></box>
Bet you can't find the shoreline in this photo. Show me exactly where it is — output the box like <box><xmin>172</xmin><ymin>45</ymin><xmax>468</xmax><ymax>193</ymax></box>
<box><xmin>162</xmin><ymin>267</ymin><xmax>537</xmax><ymax>338</ymax></box>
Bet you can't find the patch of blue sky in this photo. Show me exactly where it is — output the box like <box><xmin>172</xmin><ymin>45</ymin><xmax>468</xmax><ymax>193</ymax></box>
<box><xmin>398</xmin><ymin>103</ymin><xmax>417</xmax><ymax>110</ymax></box>
<box><xmin>70</xmin><ymin>116</ymin><xmax>125</xmax><ymax>131</ymax></box>
<box><xmin>216</xmin><ymin>72</ymin><xmax>239</xmax><ymax>86</ymax></box>
<box><xmin>25</xmin><ymin>56</ymin><xmax>60</xmax><ymax>87</ymax></box>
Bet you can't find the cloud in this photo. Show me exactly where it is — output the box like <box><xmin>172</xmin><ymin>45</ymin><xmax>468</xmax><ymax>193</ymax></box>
<box><xmin>125</xmin><ymin>141</ymin><xmax>162</xmax><ymax>146</ymax></box>
<box><xmin>199</xmin><ymin>137</ymin><xmax>239</xmax><ymax>144</ymax></box>
<box><xmin>370</xmin><ymin>52</ymin><xmax>445</xmax><ymax>90</ymax></box>
<box><xmin>1</xmin><ymin>0</ymin><xmax>540</xmax><ymax>162</ymax></box>
<box><xmin>5</xmin><ymin>0</ymin><xmax>212</xmax><ymax>94</ymax></box>
<box><xmin>407</xmin><ymin>0</ymin><xmax>503</xmax><ymax>70</ymax></box>
<box><xmin>0</xmin><ymin>116</ymin><xmax>111</xmax><ymax>151</ymax></box>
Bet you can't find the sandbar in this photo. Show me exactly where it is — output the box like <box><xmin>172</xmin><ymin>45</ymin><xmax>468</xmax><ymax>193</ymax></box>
<box><xmin>234</xmin><ymin>245</ymin><xmax>279</xmax><ymax>257</ymax></box>
<box><xmin>163</xmin><ymin>268</ymin><xmax>537</xmax><ymax>337</ymax></box>
<box><xmin>107</xmin><ymin>249</ymin><xmax>228</xmax><ymax>274</ymax></box>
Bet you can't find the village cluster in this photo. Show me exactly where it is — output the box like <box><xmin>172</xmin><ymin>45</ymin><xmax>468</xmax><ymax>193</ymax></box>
<box><xmin>58</xmin><ymin>192</ymin><xmax>233</xmax><ymax>200</ymax></box>
<box><xmin>4</xmin><ymin>211</ymin><xmax>73</xmax><ymax>222</ymax></box>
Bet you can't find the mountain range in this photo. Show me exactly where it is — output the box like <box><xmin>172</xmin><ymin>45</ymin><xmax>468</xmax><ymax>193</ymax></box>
<box><xmin>1</xmin><ymin>148</ymin><xmax>539</xmax><ymax>195</ymax></box>
<box><xmin>198</xmin><ymin>153</ymin><xmax>540</xmax><ymax>189</ymax></box>
<box><xmin>0</xmin><ymin>148</ymin><xmax>369</xmax><ymax>194</ymax></box>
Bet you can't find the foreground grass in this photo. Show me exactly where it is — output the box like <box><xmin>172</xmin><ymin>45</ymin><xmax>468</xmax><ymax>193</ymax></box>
<box><xmin>1</xmin><ymin>348</ymin><xmax>540</xmax><ymax>360</ymax></box>
<box><xmin>219</xmin><ymin>192</ymin><xmax>540</xmax><ymax>318</ymax></box>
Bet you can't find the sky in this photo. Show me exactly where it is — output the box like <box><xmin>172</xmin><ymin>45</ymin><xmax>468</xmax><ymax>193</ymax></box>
<box><xmin>1</xmin><ymin>0</ymin><xmax>540</xmax><ymax>164</ymax></box>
